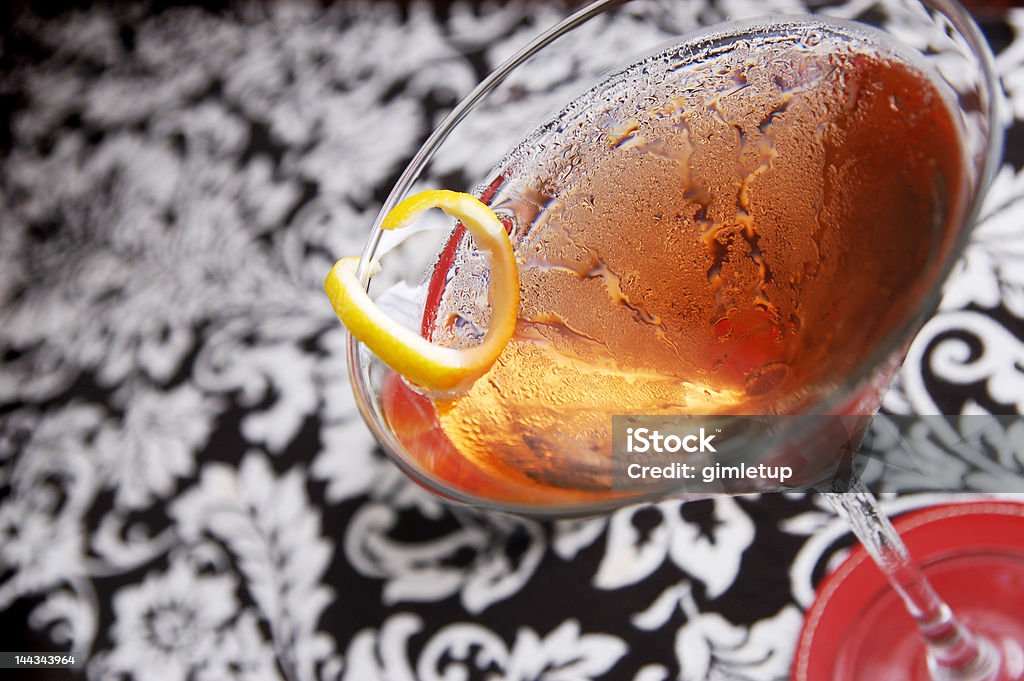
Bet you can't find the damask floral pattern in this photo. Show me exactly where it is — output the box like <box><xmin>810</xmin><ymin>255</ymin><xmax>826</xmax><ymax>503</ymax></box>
<box><xmin>1</xmin><ymin>2</ymin><xmax>1022</xmax><ymax>680</ymax></box>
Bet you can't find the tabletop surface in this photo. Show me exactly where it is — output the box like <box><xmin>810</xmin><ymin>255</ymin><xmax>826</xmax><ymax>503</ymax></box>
<box><xmin>1</xmin><ymin>1</ymin><xmax>1023</xmax><ymax>680</ymax></box>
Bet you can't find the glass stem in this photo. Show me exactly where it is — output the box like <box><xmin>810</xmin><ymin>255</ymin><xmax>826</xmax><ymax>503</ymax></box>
<box><xmin>824</xmin><ymin>482</ymin><xmax>1001</xmax><ymax>681</ymax></box>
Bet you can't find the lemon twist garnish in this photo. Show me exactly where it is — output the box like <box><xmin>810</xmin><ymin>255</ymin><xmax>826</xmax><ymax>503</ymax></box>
<box><xmin>324</xmin><ymin>190</ymin><xmax>520</xmax><ymax>393</ymax></box>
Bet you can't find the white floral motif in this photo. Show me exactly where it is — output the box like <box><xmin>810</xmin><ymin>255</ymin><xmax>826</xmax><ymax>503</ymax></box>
<box><xmin>552</xmin><ymin>516</ymin><xmax>609</xmax><ymax>560</ymax></box>
<box><xmin>995</xmin><ymin>9</ymin><xmax>1024</xmax><ymax>122</ymax></box>
<box><xmin>0</xmin><ymin>492</ymin><xmax>86</xmax><ymax>609</ymax></box>
<box><xmin>631</xmin><ymin>579</ymin><xmax>802</xmax><ymax>681</ymax></box>
<box><xmin>447</xmin><ymin>1</ymin><xmax>535</xmax><ymax>52</ymax></box>
<box><xmin>29</xmin><ymin>588</ymin><xmax>98</xmax><ymax>659</ymax></box>
<box><xmin>310</xmin><ymin>325</ymin><xmax>397</xmax><ymax>504</ymax></box>
<box><xmin>313</xmin><ymin>418</ymin><xmax>389</xmax><ymax>504</ymax></box>
<box><xmin>344</xmin><ymin>501</ymin><xmax>546</xmax><ymax>613</ymax></box>
<box><xmin>674</xmin><ymin>606</ymin><xmax>802</xmax><ymax>681</ymax></box>
<box><xmin>197</xmin><ymin>611</ymin><xmax>286</xmax><ymax>681</ymax></box>
<box><xmin>903</xmin><ymin>310</ymin><xmax>1024</xmax><ymax>414</ymax></box>
<box><xmin>422</xmin><ymin>619</ymin><xmax>627</xmax><ymax>681</ymax></box>
<box><xmin>281</xmin><ymin>197</ymin><xmax>379</xmax><ymax>295</ymax></box>
<box><xmin>596</xmin><ymin>499</ymin><xmax>755</xmax><ymax>598</ymax></box>
<box><xmin>170</xmin><ymin>452</ymin><xmax>336</xmax><ymax>681</ymax></box>
<box><xmin>343</xmin><ymin>614</ymin><xmax>627</xmax><ymax>681</ymax></box>
<box><xmin>0</xmin><ymin>403</ymin><xmax>101</xmax><ymax>610</ymax></box>
<box><xmin>288</xmin><ymin>87</ymin><xmax>422</xmax><ymax>203</ymax></box>
<box><xmin>342</xmin><ymin>613</ymin><xmax>421</xmax><ymax>681</ymax></box>
<box><xmin>99</xmin><ymin>559</ymin><xmax>239</xmax><ymax>681</ymax></box>
<box><xmin>193</xmin><ymin>325</ymin><xmax>322</xmax><ymax>455</ymax></box>
<box><xmin>0</xmin><ymin>128</ymin><xmax>312</xmax><ymax>398</ymax></box>
<box><xmin>96</xmin><ymin>384</ymin><xmax>222</xmax><ymax>509</ymax></box>
<box><xmin>940</xmin><ymin>165</ymin><xmax>1024</xmax><ymax>316</ymax></box>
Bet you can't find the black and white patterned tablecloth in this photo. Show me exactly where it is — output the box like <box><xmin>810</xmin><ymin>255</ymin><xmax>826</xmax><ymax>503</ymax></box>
<box><xmin>1</xmin><ymin>2</ymin><xmax>1022</xmax><ymax>680</ymax></box>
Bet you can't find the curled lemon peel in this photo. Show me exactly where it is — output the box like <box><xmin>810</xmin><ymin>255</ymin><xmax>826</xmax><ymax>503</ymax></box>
<box><xmin>324</xmin><ymin>190</ymin><xmax>520</xmax><ymax>393</ymax></box>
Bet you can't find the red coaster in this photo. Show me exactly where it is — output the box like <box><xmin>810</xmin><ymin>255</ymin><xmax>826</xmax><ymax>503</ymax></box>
<box><xmin>793</xmin><ymin>500</ymin><xmax>1024</xmax><ymax>681</ymax></box>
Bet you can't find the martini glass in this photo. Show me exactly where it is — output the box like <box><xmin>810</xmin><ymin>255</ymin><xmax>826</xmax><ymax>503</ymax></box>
<box><xmin>340</xmin><ymin>0</ymin><xmax>1009</xmax><ymax>679</ymax></box>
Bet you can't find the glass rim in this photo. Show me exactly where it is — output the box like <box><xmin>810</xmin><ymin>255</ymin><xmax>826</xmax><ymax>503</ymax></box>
<box><xmin>344</xmin><ymin>0</ymin><xmax>1006</xmax><ymax>516</ymax></box>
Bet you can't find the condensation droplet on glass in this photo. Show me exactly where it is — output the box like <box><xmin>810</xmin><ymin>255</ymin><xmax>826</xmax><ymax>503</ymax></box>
<box><xmin>803</xmin><ymin>30</ymin><xmax>823</xmax><ymax>47</ymax></box>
